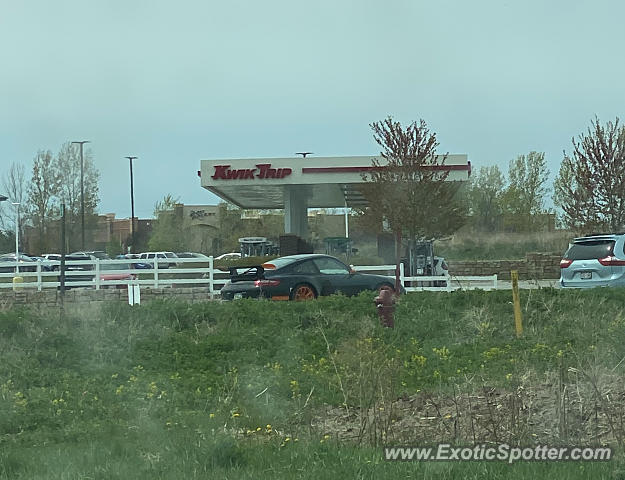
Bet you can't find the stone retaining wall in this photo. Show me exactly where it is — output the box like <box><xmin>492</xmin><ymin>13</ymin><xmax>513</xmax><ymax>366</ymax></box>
<box><xmin>0</xmin><ymin>286</ymin><xmax>214</xmax><ymax>311</ymax></box>
<box><xmin>448</xmin><ymin>252</ymin><xmax>561</xmax><ymax>280</ymax></box>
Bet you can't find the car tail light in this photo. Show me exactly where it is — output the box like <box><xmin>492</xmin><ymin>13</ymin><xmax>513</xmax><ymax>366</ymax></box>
<box><xmin>261</xmin><ymin>263</ymin><xmax>276</xmax><ymax>270</ymax></box>
<box><xmin>254</xmin><ymin>279</ymin><xmax>280</xmax><ymax>287</ymax></box>
<box><xmin>598</xmin><ymin>256</ymin><xmax>625</xmax><ymax>266</ymax></box>
<box><xmin>560</xmin><ymin>258</ymin><xmax>573</xmax><ymax>268</ymax></box>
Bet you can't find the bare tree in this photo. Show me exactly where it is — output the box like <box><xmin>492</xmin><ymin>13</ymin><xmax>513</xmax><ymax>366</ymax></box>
<box><xmin>554</xmin><ymin>117</ymin><xmax>625</xmax><ymax>231</ymax></box>
<box><xmin>0</xmin><ymin>162</ymin><xmax>28</xmax><ymax>233</ymax></box>
<box><xmin>501</xmin><ymin>151</ymin><xmax>550</xmax><ymax>231</ymax></box>
<box><xmin>358</xmin><ymin>117</ymin><xmax>467</xmax><ymax>289</ymax></box>
<box><xmin>28</xmin><ymin>150</ymin><xmax>61</xmax><ymax>252</ymax></box>
<box><xmin>466</xmin><ymin>165</ymin><xmax>505</xmax><ymax>232</ymax></box>
<box><xmin>56</xmin><ymin>142</ymin><xmax>100</xmax><ymax>249</ymax></box>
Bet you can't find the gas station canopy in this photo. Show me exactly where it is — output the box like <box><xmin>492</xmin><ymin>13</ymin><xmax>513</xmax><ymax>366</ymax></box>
<box><xmin>199</xmin><ymin>155</ymin><xmax>470</xmax><ymax>237</ymax></box>
<box><xmin>200</xmin><ymin>155</ymin><xmax>470</xmax><ymax>209</ymax></box>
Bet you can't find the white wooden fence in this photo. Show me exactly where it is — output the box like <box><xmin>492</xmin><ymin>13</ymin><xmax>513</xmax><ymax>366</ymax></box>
<box><xmin>352</xmin><ymin>263</ymin><xmax>498</xmax><ymax>292</ymax></box>
<box><xmin>0</xmin><ymin>257</ymin><xmax>497</xmax><ymax>293</ymax></box>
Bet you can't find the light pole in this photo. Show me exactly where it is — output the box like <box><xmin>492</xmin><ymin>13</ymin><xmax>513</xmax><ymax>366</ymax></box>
<box><xmin>71</xmin><ymin>140</ymin><xmax>90</xmax><ymax>250</ymax></box>
<box><xmin>125</xmin><ymin>156</ymin><xmax>137</xmax><ymax>251</ymax></box>
<box><xmin>12</xmin><ymin>202</ymin><xmax>20</xmax><ymax>274</ymax></box>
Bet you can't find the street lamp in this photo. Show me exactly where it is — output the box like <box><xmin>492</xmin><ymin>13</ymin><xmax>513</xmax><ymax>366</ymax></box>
<box><xmin>71</xmin><ymin>140</ymin><xmax>90</xmax><ymax>250</ymax></box>
<box><xmin>124</xmin><ymin>156</ymin><xmax>137</xmax><ymax>251</ymax></box>
<box><xmin>0</xmin><ymin>195</ymin><xmax>19</xmax><ymax>274</ymax></box>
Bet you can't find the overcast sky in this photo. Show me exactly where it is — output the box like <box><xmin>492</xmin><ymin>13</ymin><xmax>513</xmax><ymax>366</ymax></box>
<box><xmin>1</xmin><ymin>0</ymin><xmax>624</xmax><ymax>219</ymax></box>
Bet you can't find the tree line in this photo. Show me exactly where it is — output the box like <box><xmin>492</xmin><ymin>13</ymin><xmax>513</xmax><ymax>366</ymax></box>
<box><xmin>359</xmin><ymin>116</ymin><xmax>625</xmax><ymax>241</ymax></box>
<box><xmin>0</xmin><ymin>142</ymin><xmax>99</xmax><ymax>253</ymax></box>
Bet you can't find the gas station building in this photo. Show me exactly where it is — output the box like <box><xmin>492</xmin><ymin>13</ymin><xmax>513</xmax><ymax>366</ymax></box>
<box><xmin>199</xmin><ymin>155</ymin><xmax>471</xmax><ymax>239</ymax></box>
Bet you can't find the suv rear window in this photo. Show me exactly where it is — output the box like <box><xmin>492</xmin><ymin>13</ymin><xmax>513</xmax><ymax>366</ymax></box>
<box><xmin>565</xmin><ymin>240</ymin><xmax>615</xmax><ymax>260</ymax></box>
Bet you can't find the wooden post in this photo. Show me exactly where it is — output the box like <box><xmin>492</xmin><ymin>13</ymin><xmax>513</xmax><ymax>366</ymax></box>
<box><xmin>209</xmin><ymin>255</ymin><xmax>214</xmax><ymax>298</ymax></box>
<box><xmin>394</xmin><ymin>229</ymin><xmax>402</xmax><ymax>293</ymax></box>
<box><xmin>511</xmin><ymin>270</ymin><xmax>523</xmax><ymax>337</ymax></box>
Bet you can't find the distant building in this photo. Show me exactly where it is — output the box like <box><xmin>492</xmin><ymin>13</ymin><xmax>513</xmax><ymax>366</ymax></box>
<box><xmin>94</xmin><ymin>214</ymin><xmax>153</xmax><ymax>252</ymax></box>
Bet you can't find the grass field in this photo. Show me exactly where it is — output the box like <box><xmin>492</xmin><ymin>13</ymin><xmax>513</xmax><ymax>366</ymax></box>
<box><xmin>435</xmin><ymin>231</ymin><xmax>574</xmax><ymax>260</ymax></box>
<box><xmin>1</xmin><ymin>288</ymin><xmax>623</xmax><ymax>478</ymax></box>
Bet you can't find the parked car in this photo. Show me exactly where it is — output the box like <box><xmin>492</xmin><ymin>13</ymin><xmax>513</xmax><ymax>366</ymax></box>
<box><xmin>0</xmin><ymin>253</ymin><xmax>37</xmax><ymax>273</ymax></box>
<box><xmin>560</xmin><ymin>233</ymin><xmax>625</xmax><ymax>288</ymax></box>
<box><xmin>38</xmin><ymin>253</ymin><xmax>62</xmax><ymax>271</ymax></box>
<box><xmin>98</xmin><ymin>262</ymin><xmax>137</xmax><ymax>288</ymax></box>
<box><xmin>176</xmin><ymin>252</ymin><xmax>209</xmax><ymax>259</ymax></box>
<box><xmin>71</xmin><ymin>251</ymin><xmax>111</xmax><ymax>260</ymax></box>
<box><xmin>139</xmin><ymin>252</ymin><xmax>179</xmax><ymax>268</ymax></box>
<box><xmin>59</xmin><ymin>253</ymin><xmax>95</xmax><ymax>288</ymax></box>
<box><xmin>118</xmin><ymin>254</ymin><xmax>152</xmax><ymax>269</ymax></box>
<box><xmin>215</xmin><ymin>252</ymin><xmax>242</xmax><ymax>261</ymax></box>
<box><xmin>220</xmin><ymin>254</ymin><xmax>404</xmax><ymax>301</ymax></box>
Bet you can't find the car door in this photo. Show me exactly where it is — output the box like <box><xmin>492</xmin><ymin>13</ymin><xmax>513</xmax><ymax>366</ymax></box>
<box><xmin>312</xmin><ymin>257</ymin><xmax>363</xmax><ymax>296</ymax></box>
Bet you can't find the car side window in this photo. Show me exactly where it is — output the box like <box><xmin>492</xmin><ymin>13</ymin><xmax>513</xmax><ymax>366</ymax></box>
<box><xmin>291</xmin><ymin>260</ymin><xmax>319</xmax><ymax>274</ymax></box>
<box><xmin>313</xmin><ymin>257</ymin><xmax>350</xmax><ymax>275</ymax></box>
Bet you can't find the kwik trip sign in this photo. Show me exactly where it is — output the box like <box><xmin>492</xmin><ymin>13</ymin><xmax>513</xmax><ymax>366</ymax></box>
<box><xmin>211</xmin><ymin>164</ymin><xmax>292</xmax><ymax>180</ymax></box>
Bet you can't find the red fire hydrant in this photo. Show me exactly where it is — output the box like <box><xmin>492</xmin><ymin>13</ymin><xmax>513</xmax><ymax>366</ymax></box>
<box><xmin>374</xmin><ymin>286</ymin><xmax>396</xmax><ymax>328</ymax></box>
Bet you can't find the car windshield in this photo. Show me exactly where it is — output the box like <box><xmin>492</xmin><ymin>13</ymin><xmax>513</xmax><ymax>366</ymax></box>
<box><xmin>565</xmin><ymin>240</ymin><xmax>615</xmax><ymax>260</ymax></box>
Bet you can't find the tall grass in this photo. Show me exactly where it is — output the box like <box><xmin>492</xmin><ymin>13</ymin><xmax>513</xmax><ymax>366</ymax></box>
<box><xmin>0</xmin><ymin>289</ymin><xmax>623</xmax><ymax>478</ymax></box>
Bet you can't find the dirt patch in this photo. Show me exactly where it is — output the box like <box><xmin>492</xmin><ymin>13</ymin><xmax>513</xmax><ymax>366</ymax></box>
<box><xmin>312</xmin><ymin>370</ymin><xmax>625</xmax><ymax>446</ymax></box>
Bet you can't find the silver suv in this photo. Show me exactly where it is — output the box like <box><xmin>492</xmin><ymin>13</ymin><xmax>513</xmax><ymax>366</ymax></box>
<box><xmin>560</xmin><ymin>234</ymin><xmax>625</xmax><ymax>288</ymax></box>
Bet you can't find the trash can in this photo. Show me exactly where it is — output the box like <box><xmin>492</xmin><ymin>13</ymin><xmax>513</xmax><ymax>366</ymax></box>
<box><xmin>12</xmin><ymin>275</ymin><xmax>24</xmax><ymax>291</ymax></box>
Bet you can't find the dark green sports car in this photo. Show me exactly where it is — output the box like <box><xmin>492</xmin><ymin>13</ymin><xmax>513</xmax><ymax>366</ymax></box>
<box><xmin>219</xmin><ymin>254</ymin><xmax>402</xmax><ymax>301</ymax></box>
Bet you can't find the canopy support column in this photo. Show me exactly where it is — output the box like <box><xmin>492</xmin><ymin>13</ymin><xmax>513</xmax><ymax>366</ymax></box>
<box><xmin>284</xmin><ymin>185</ymin><xmax>308</xmax><ymax>237</ymax></box>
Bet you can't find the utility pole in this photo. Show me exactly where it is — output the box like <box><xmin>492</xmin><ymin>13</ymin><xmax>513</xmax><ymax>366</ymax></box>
<box><xmin>71</xmin><ymin>140</ymin><xmax>90</xmax><ymax>250</ymax></box>
<box><xmin>12</xmin><ymin>202</ymin><xmax>19</xmax><ymax>274</ymax></box>
<box><xmin>125</xmin><ymin>156</ymin><xmax>138</xmax><ymax>252</ymax></box>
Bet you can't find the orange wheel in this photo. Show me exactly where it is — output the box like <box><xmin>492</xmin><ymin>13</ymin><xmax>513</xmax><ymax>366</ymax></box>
<box><xmin>292</xmin><ymin>284</ymin><xmax>317</xmax><ymax>301</ymax></box>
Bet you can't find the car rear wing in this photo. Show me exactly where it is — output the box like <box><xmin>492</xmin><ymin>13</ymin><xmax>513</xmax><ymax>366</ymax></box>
<box><xmin>228</xmin><ymin>265</ymin><xmax>265</xmax><ymax>283</ymax></box>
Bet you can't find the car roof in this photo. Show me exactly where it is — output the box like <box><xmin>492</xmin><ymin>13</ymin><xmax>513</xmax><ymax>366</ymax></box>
<box><xmin>573</xmin><ymin>234</ymin><xmax>622</xmax><ymax>242</ymax></box>
<box><xmin>267</xmin><ymin>254</ymin><xmax>345</xmax><ymax>268</ymax></box>
<box><xmin>276</xmin><ymin>254</ymin><xmax>333</xmax><ymax>261</ymax></box>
